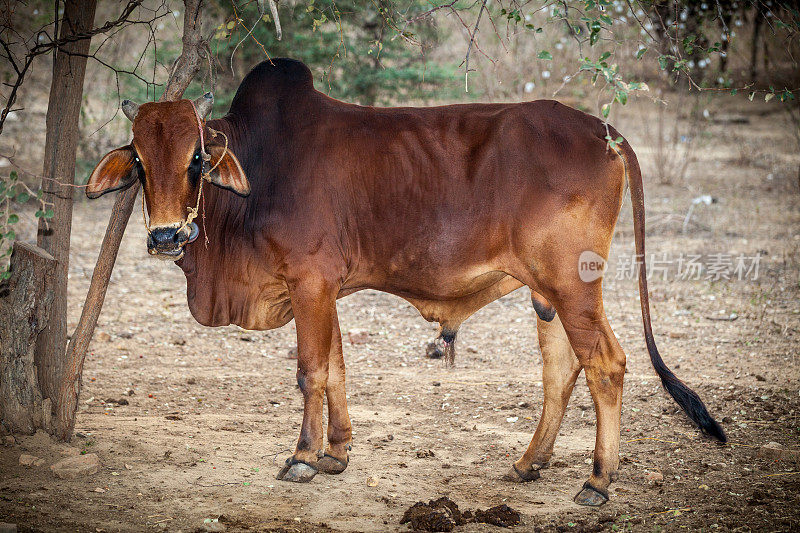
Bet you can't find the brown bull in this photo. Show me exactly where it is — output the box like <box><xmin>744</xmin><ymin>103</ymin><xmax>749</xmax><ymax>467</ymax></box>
<box><xmin>87</xmin><ymin>59</ymin><xmax>725</xmax><ymax>506</ymax></box>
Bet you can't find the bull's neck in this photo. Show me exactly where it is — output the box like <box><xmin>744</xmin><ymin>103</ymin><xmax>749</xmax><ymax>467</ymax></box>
<box><xmin>177</xmin><ymin>101</ymin><xmax>292</xmax><ymax>280</ymax></box>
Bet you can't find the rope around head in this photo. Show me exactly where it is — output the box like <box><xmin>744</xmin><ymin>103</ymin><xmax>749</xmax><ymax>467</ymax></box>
<box><xmin>140</xmin><ymin>99</ymin><xmax>229</xmax><ymax>244</ymax></box>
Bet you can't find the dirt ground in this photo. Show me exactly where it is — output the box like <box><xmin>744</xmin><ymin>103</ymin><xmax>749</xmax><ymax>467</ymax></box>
<box><xmin>2</xmin><ymin>97</ymin><xmax>800</xmax><ymax>532</ymax></box>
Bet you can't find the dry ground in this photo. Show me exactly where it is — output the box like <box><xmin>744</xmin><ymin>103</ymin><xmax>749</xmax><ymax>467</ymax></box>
<box><xmin>1</xmin><ymin>97</ymin><xmax>800</xmax><ymax>532</ymax></box>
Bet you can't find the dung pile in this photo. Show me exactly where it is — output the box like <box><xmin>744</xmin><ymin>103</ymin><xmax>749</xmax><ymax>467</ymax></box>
<box><xmin>400</xmin><ymin>497</ymin><xmax>520</xmax><ymax>531</ymax></box>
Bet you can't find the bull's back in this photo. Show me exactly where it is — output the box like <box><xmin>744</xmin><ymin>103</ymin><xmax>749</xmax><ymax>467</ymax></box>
<box><xmin>331</xmin><ymin>98</ymin><xmax>617</xmax><ymax>215</ymax></box>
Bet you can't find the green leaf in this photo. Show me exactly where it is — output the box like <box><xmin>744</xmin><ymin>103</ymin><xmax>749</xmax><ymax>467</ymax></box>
<box><xmin>15</xmin><ymin>191</ymin><xmax>29</xmax><ymax>203</ymax></box>
<box><xmin>599</xmin><ymin>51</ymin><xmax>611</xmax><ymax>62</ymax></box>
<box><xmin>35</xmin><ymin>209</ymin><xmax>44</xmax><ymax>218</ymax></box>
<box><xmin>615</xmin><ymin>90</ymin><xmax>628</xmax><ymax>105</ymax></box>
<box><xmin>44</xmin><ymin>208</ymin><xmax>54</xmax><ymax>219</ymax></box>
<box><xmin>1</xmin><ymin>271</ymin><xmax>11</xmax><ymax>281</ymax></box>
<box><xmin>604</xmin><ymin>135</ymin><xmax>623</xmax><ymax>149</ymax></box>
<box><xmin>537</xmin><ymin>51</ymin><xmax>553</xmax><ymax>61</ymax></box>
<box><xmin>579</xmin><ymin>59</ymin><xmax>597</xmax><ymax>71</ymax></box>
<box><xmin>636</xmin><ymin>47</ymin><xmax>647</xmax><ymax>60</ymax></box>
<box><xmin>599</xmin><ymin>14</ymin><xmax>612</xmax><ymax>25</ymax></box>
<box><xmin>601</xmin><ymin>103</ymin><xmax>611</xmax><ymax>118</ymax></box>
<box><xmin>7</xmin><ymin>214</ymin><xmax>18</xmax><ymax>224</ymax></box>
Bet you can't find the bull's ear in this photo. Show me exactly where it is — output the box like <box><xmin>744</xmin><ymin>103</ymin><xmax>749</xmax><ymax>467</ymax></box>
<box><xmin>206</xmin><ymin>144</ymin><xmax>250</xmax><ymax>197</ymax></box>
<box><xmin>86</xmin><ymin>146</ymin><xmax>139</xmax><ymax>199</ymax></box>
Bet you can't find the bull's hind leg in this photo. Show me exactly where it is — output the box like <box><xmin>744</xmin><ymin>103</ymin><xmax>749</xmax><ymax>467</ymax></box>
<box><xmin>317</xmin><ymin>309</ymin><xmax>352</xmax><ymax>474</ymax></box>
<box><xmin>504</xmin><ymin>313</ymin><xmax>581</xmax><ymax>482</ymax></box>
<box><xmin>551</xmin><ymin>287</ymin><xmax>626</xmax><ymax>506</ymax></box>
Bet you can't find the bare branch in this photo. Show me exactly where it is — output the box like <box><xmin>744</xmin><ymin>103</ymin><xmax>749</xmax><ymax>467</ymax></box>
<box><xmin>464</xmin><ymin>0</ymin><xmax>489</xmax><ymax>93</ymax></box>
<box><xmin>0</xmin><ymin>0</ymin><xmax>161</xmax><ymax>136</ymax></box>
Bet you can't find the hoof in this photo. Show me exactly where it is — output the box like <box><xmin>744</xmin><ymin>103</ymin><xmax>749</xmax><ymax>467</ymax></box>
<box><xmin>276</xmin><ymin>459</ymin><xmax>318</xmax><ymax>482</ymax></box>
<box><xmin>573</xmin><ymin>482</ymin><xmax>609</xmax><ymax>507</ymax></box>
<box><xmin>317</xmin><ymin>454</ymin><xmax>348</xmax><ymax>474</ymax></box>
<box><xmin>502</xmin><ymin>464</ymin><xmax>541</xmax><ymax>483</ymax></box>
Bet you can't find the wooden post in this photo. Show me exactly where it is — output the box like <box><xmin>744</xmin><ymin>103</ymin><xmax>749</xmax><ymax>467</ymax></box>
<box><xmin>54</xmin><ymin>0</ymin><xmax>206</xmax><ymax>441</ymax></box>
<box><xmin>0</xmin><ymin>243</ymin><xmax>57</xmax><ymax>434</ymax></box>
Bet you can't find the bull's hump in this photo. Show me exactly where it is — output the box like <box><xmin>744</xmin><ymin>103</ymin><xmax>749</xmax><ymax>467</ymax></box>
<box><xmin>238</xmin><ymin>58</ymin><xmax>315</xmax><ymax>94</ymax></box>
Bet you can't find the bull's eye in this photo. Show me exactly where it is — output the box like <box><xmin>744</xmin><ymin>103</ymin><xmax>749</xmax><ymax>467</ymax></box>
<box><xmin>188</xmin><ymin>150</ymin><xmax>203</xmax><ymax>186</ymax></box>
<box><xmin>133</xmin><ymin>154</ymin><xmax>145</xmax><ymax>186</ymax></box>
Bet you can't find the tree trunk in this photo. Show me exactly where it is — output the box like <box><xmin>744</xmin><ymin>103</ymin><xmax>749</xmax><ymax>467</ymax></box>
<box><xmin>33</xmin><ymin>0</ymin><xmax>97</xmax><ymax>412</ymax></box>
<box><xmin>54</xmin><ymin>0</ymin><xmax>206</xmax><ymax>440</ymax></box>
<box><xmin>0</xmin><ymin>243</ymin><xmax>57</xmax><ymax>434</ymax></box>
<box><xmin>750</xmin><ymin>8</ymin><xmax>762</xmax><ymax>83</ymax></box>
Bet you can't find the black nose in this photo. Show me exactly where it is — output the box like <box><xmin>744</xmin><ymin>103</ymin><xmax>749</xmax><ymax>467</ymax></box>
<box><xmin>147</xmin><ymin>227</ymin><xmax>187</xmax><ymax>252</ymax></box>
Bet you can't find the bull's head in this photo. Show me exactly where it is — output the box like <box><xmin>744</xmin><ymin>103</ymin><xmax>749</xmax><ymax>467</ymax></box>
<box><xmin>86</xmin><ymin>94</ymin><xmax>250</xmax><ymax>260</ymax></box>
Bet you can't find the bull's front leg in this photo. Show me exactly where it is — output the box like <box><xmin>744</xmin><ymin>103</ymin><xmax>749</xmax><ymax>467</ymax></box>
<box><xmin>276</xmin><ymin>277</ymin><xmax>337</xmax><ymax>483</ymax></box>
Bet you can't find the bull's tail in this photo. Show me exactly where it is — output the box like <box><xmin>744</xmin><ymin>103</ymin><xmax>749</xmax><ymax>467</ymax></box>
<box><xmin>614</xmin><ymin>139</ymin><xmax>726</xmax><ymax>442</ymax></box>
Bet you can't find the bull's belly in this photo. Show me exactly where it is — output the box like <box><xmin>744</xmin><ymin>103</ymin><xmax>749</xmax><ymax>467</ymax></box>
<box><xmin>186</xmin><ymin>256</ymin><xmax>525</xmax><ymax>332</ymax></box>
<box><xmin>368</xmin><ymin>271</ymin><xmax>525</xmax><ymax>327</ymax></box>
<box><xmin>384</xmin><ymin>268</ymin><xmax>507</xmax><ymax>299</ymax></box>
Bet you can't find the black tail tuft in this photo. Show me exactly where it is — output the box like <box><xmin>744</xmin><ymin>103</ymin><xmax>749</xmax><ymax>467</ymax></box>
<box><xmin>648</xmin><ymin>338</ymin><xmax>727</xmax><ymax>442</ymax></box>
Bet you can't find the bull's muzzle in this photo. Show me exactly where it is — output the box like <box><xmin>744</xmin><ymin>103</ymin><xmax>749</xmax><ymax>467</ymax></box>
<box><xmin>146</xmin><ymin>223</ymin><xmax>199</xmax><ymax>260</ymax></box>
